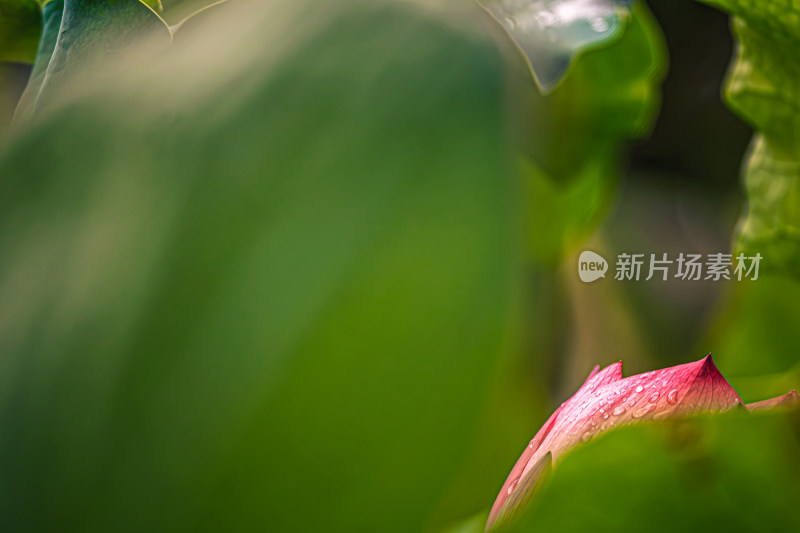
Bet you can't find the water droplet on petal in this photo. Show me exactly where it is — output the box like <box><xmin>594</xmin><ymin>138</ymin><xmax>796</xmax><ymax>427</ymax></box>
<box><xmin>649</xmin><ymin>392</ymin><xmax>660</xmax><ymax>403</ymax></box>
<box><xmin>612</xmin><ymin>406</ymin><xmax>626</xmax><ymax>416</ymax></box>
<box><xmin>602</xmin><ymin>412</ymin><xmax>609</xmax><ymax>420</ymax></box>
<box><xmin>667</xmin><ymin>389</ymin><xmax>679</xmax><ymax>404</ymax></box>
<box><xmin>632</xmin><ymin>404</ymin><xmax>655</xmax><ymax>419</ymax></box>
<box><xmin>507</xmin><ymin>479</ymin><xmax>519</xmax><ymax>495</ymax></box>
<box><xmin>581</xmin><ymin>431</ymin><xmax>593</xmax><ymax>442</ymax></box>
<box><xmin>635</xmin><ymin>385</ymin><xmax>644</xmax><ymax>393</ymax></box>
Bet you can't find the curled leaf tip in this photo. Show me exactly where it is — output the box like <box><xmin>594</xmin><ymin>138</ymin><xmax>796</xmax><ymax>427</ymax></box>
<box><xmin>476</xmin><ymin>0</ymin><xmax>635</xmax><ymax>92</ymax></box>
<box><xmin>487</xmin><ymin>354</ymin><xmax>795</xmax><ymax>531</ymax></box>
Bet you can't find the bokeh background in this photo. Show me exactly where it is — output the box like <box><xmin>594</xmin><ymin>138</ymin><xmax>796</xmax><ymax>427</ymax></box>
<box><xmin>0</xmin><ymin>0</ymin><xmax>798</xmax><ymax>532</ymax></box>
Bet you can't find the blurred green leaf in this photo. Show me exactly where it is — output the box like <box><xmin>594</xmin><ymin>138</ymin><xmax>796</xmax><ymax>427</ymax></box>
<box><xmin>441</xmin><ymin>512</ymin><xmax>490</xmax><ymax>533</ymax></box>
<box><xmin>0</xmin><ymin>62</ymin><xmax>30</xmax><ymax>135</ymax></box>
<box><xmin>512</xmin><ymin>1</ymin><xmax>666</xmax><ymax>261</ymax></box>
<box><xmin>734</xmin><ymin>135</ymin><xmax>800</xmax><ymax>278</ymax></box>
<box><xmin>506</xmin><ymin>410</ymin><xmax>800</xmax><ymax>532</ymax></box>
<box><xmin>0</xmin><ymin>1</ymin><xmax>524</xmax><ymax>532</ymax></box>
<box><xmin>30</xmin><ymin>0</ymin><xmax>171</xmax><ymax>115</ymax></box>
<box><xmin>705</xmin><ymin>277</ymin><xmax>800</xmax><ymax>391</ymax></box>
<box><xmin>477</xmin><ymin>0</ymin><xmax>635</xmax><ymax>92</ymax></box>
<box><xmin>143</xmin><ymin>0</ymin><xmax>163</xmax><ymax>11</ymax></box>
<box><xmin>168</xmin><ymin>0</ymin><xmax>225</xmax><ymax>36</ymax></box>
<box><xmin>0</xmin><ymin>0</ymin><xmax>40</xmax><ymax>131</ymax></box>
<box><xmin>160</xmin><ymin>0</ymin><xmax>214</xmax><ymax>24</ymax></box>
<box><xmin>0</xmin><ymin>0</ymin><xmax>41</xmax><ymax>64</ymax></box>
<box><xmin>522</xmin><ymin>152</ymin><xmax>618</xmax><ymax>263</ymax></box>
<box><xmin>697</xmin><ymin>0</ymin><xmax>800</xmax><ymax>280</ymax></box>
<box><xmin>11</xmin><ymin>0</ymin><xmax>61</xmax><ymax>121</ymax></box>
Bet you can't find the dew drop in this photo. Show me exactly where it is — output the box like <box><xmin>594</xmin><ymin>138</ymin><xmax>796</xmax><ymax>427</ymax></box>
<box><xmin>667</xmin><ymin>389</ymin><xmax>679</xmax><ymax>404</ymax></box>
<box><xmin>602</xmin><ymin>412</ymin><xmax>609</xmax><ymax>420</ymax></box>
<box><xmin>612</xmin><ymin>406</ymin><xmax>626</xmax><ymax>416</ymax></box>
<box><xmin>507</xmin><ymin>479</ymin><xmax>519</xmax><ymax>495</ymax></box>
<box><xmin>581</xmin><ymin>431</ymin><xmax>593</xmax><ymax>442</ymax></box>
<box><xmin>649</xmin><ymin>392</ymin><xmax>660</xmax><ymax>403</ymax></box>
<box><xmin>635</xmin><ymin>385</ymin><xmax>644</xmax><ymax>393</ymax></box>
<box><xmin>632</xmin><ymin>404</ymin><xmax>655</xmax><ymax>419</ymax></box>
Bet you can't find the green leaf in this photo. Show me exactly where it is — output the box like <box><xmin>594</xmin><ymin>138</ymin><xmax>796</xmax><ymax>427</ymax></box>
<box><xmin>504</xmin><ymin>410</ymin><xmax>800</xmax><ymax>532</ymax></box>
<box><xmin>0</xmin><ymin>0</ymin><xmax>40</xmax><ymax>134</ymax></box>
<box><xmin>159</xmin><ymin>0</ymin><xmax>214</xmax><ymax>24</ymax></box>
<box><xmin>30</xmin><ymin>0</ymin><xmax>171</xmax><ymax>115</ymax></box>
<box><xmin>0</xmin><ymin>62</ymin><xmax>31</xmax><ymax>135</ymax></box>
<box><xmin>0</xmin><ymin>0</ymin><xmax>41</xmax><ymax>64</ymax></box>
<box><xmin>142</xmin><ymin>0</ymin><xmax>163</xmax><ymax>12</ymax></box>
<box><xmin>697</xmin><ymin>0</ymin><xmax>800</xmax><ymax>280</ymax></box>
<box><xmin>512</xmin><ymin>1</ymin><xmax>666</xmax><ymax>261</ymax></box>
<box><xmin>477</xmin><ymin>0</ymin><xmax>635</xmax><ymax>92</ymax></box>
<box><xmin>168</xmin><ymin>0</ymin><xmax>225</xmax><ymax>37</ymax></box>
<box><xmin>0</xmin><ymin>1</ymin><xmax>523</xmax><ymax>531</ymax></box>
<box><xmin>703</xmin><ymin>276</ymin><xmax>800</xmax><ymax>400</ymax></box>
<box><xmin>11</xmin><ymin>0</ymin><xmax>62</xmax><ymax>122</ymax></box>
<box><xmin>522</xmin><ymin>150</ymin><xmax>619</xmax><ymax>263</ymax></box>
<box><xmin>735</xmin><ymin>135</ymin><xmax>800</xmax><ymax>278</ymax></box>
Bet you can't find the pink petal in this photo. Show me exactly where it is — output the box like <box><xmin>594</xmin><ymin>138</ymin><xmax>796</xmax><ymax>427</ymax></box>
<box><xmin>487</xmin><ymin>354</ymin><xmax>749</xmax><ymax>531</ymax></box>
<box><xmin>746</xmin><ymin>390</ymin><xmax>799</xmax><ymax>411</ymax></box>
<box><xmin>491</xmin><ymin>452</ymin><xmax>552</xmax><ymax>528</ymax></box>
<box><xmin>486</xmin><ymin>362</ymin><xmax>622</xmax><ymax>528</ymax></box>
